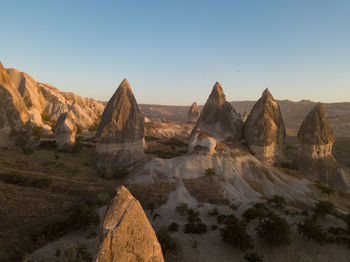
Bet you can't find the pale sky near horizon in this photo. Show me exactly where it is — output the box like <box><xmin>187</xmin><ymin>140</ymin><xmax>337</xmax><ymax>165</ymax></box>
<box><xmin>1</xmin><ymin>0</ymin><xmax>350</xmax><ymax>105</ymax></box>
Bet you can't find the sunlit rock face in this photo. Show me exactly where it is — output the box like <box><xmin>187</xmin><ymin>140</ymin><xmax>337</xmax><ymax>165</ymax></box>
<box><xmin>0</xmin><ymin>62</ymin><xmax>30</xmax><ymax>148</ymax></box>
<box><xmin>96</xmin><ymin>186</ymin><xmax>164</xmax><ymax>262</ymax></box>
<box><xmin>241</xmin><ymin>109</ymin><xmax>249</xmax><ymax>122</ymax></box>
<box><xmin>188</xmin><ymin>82</ymin><xmax>243</xmax><ymax>154</ymax></box>
<box><xmin>187</xmin><ymin>101</ymin><xmax>200</xmax><ymax>123</ymax></box>
<box><xmin>243</xmin><ymin>89</ymin><xmax>286</xmax><ymax>163</ymax></box>
<box><xmin>95</xmin><ymin>79</ymin><xmax>145</xmax><ymax>169</ymax></box>
<box><xmin>55</xmin><ymin>112</ymin><xmax>76</xmax><ymax>150</ymax></box>
<box><xmin>297</xmin><ymin>102</ymin><xmax>335</xmax><ymax>158</ymax></box>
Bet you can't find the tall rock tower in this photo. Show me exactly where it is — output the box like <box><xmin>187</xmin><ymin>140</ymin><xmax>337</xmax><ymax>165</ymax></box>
<box><xmin>243</xmin><ymin>89</ymin><xmax>286</xmax><ymax>163</ymax></box>
<box><xmin>188</xmin><ymin>82</ymin><xmax>243</xmax><ymax>153</ymax></box>
<box><xmin>95</xmin><ymin>79</ymin><xmax>145</xmax><ymax>170</ymax></box>
<box><xmin>187</xmin><ymin>102</ymin><xmax>200</xmax><ymax>123</ymax></box>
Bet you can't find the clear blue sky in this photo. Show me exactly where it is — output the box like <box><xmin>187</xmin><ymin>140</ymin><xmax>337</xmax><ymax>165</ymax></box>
<box><xmin>1</xmin><ymin>0</ymin><xmax>349</xmax><ymax>105</ymax></box>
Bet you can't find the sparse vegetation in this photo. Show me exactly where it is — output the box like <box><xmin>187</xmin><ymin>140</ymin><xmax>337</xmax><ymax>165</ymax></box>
<box><xmin>244</xmin><ymin>251</ymin><xmax>265</xmax><ymax>262</ymax></box>
<box><xmin>3</xmin><ymin>174</ymin><xmax>52</xmax><ymax>188</ymax></box>
<box><xmin>168</xmin><ymin>222</ymin><xmax>179</xmax><ymax>232</ymax></box>
<box><xmin>315</xmin><ymin>182</ymin><xmax>336</xmax><ymax>196</ymax></box>
<box><xmin>205</xmin><ymin>167</ymin><xmax>216</xmax><ymax>176</ymax></box>
<box><xmin>176</xmin><ymin>202</ymin><xmax>189</xmax><ymax>216</ymax></box>
<box><xmin>267</xmin><ymin>195</ymin><xmax>286</xmax><ymax>210</ymax></box>
<box><xmin>207</xmin><ymin>208</ymin><xmax>220</xmax><ymax>217</ymax></box>
<box><xmin>255</xmin><ymin>212</ymin><xmax>291</xmax><ymax>246</ymax></box>
<box><xmin>56</xmin><ymin>242</ymin><xmax>92</xmax><ymax>262</ymax></box>
<box><xmin>312</xmin><ymin>200</ymin><xmax>336</xmax><ymax>219</ymax></box>
<box><xmin>32</xmin><ymin>126</ymin><xmax>44</xmax><ymax>140</ymax></box>
<box><xmin>219</xmin><ymin>214</ymin><xmax>252</xmax><ymax>250</ymax></box>
<box><xmin>156</xmin><ymin>227</ymin><xmax>179</xmax><ymax>254</ymax></box>
<box><xmin>184</xmin><ymin>209</ymin><xmax>207</xmax><ymax>234</ymax></box>
<box><xmin>97</xmin><ymin>193</ymin><xmax>111</xmax><ymax>206</ymax></box>
<box><xmin>68</xmin><ymin>205</ymin><xmax>100</xmax><ymax>230</ymax></box>
<box><xmin>297</xmin><ymin>217</ymin><xmax>330</xmax><ymax>244</ymax></box>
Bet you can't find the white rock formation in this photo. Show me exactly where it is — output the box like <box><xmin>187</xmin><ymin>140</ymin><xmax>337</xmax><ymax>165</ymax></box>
<box><xmin>0</xmin><ymin>62</ymin><xmax>30</xmax><ymax>147</ymax></box>
<box><xmin>187</xmin><ymin>102</ymin><xmax>200</xmax><ymax>123</ymax></box>
<box><xmin>96</xmin><ymin>186</ymin><xmax>164</xmax><ymax>262</ymax></box>
<box><xmin>95</xmin><ymin>79</ymin><xmax>145</xmax><ymax>169</ymax></box>
<box><xmin>55</xmin><ymin>112</ymin><xmax>76</xmax><ymax>150</ymax></box>
<box><xmin>188</xmin><ymin>82</ymin><xmax>243</xmax><ymax>153</ymax></box>
<box><xmin>243</xmin><ymin>89</ymin><xmax>286</xmax><ymax>163</ymax></box>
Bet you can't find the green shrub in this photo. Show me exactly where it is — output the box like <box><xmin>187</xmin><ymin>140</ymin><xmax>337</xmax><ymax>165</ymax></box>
<box><xmin>41</xmin><ymin>112</ymin><xmax>51</xmax><ymax>123</ymax></box>
<box><xmin>244</xmin><ymin>251</ymin><xmax>264</xmax><ymax>262</ymax></box>
<box><xmin>22</xmin><ymin>146</ymin><xmax>34</xmax><ymax>155</ymax></box>
<box><xmin>4</xmin><ymin>174</ymin><xmax>52</xmax><ymax>188</ymax></box>
<box><xmin>113</xmin><ymin>167</ymin><xmax>129</xmax><ymax>179</ymax></box>
<box><xmin>68</xmin><ymin>205</ymin><xmax>100</xmax><ymax>230</ymax></box>
<box><xmin>32</xmin><ymin>126</ymin><xmax>44</xmax><ymax>140</ymax></box>
<box><xmin>211</xmin><ymin>224</ymin><xmax>218</xmax><ymax>230</ymax></box>
<box><xmin>184</xmin><ymin>209</ymin><xmax>207</xmax><ymax>234</ymax></box>
<box><xmin>315</xmin><ymin>183</ymin><xmax>336</xmax><ymax>196</ymax></box>
<box><xmin>297</xmin><ymin>217</ymin><xmax>330</xmax><ymax>244</ymax></box>
<box><xmin>243</xmin><ymin>207</ymin><xmax>267</xmax><ymax>222</ymax></box>
<box><xmin>255</xmin><ymin>212</ymin><xmax>291</xmax><ymax>246</ymax></box>
<box><xmin>168</xmin><ymin>222</ymin><xmax>179</xmax><ymax>232</ymax></box>
<box><xmin>219</xmin><ymin>214</ymin><xmax>252</xmax><ymax>250</ymax></box>
<box><xmin>58</xmin><ymin>242</ymin><xmax>92</xmax><ymax>262</ymax></box>
<box><xmin>313</xmin><ymin>200</ymin><xmax>336</xmax><ymax>219</ymax></box>
<box><xmin>267</xmin><ymin>195</ymin><xmax>286</xmax><ymax>210</ymax></box>
<box><xmin>207</xmin><ymin>208</ymin><xmax>220</xmax><ymax>217</ymax></box>
<box><xmin>97</xmin><ymin>193</ymin><xmax>111</xmax><ymax>206</ymax></box>
<box><xmin>156</xmin><ymin>227</ymin><xmax>179</xmax><ymax>254</ymax></box>
<box><xmin>176</xmin><ymin>202</ymin><xmax>189</xmax><ymax>216</ymax></box>
<box><xmin>205</xmin><ymin>168</ymin><xmax>216</xmax><ymax>176</ymax></box>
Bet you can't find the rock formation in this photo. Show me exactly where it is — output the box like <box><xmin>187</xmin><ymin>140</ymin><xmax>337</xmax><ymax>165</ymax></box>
<box><xmin>0</xmin><ymin>62</ymin><xmax>30</xmax><ymax>147</ymax></box>
<box><xmin>6</xmin><ymin>68</ymin><xmax>104</xmax><ymax>129</ymax></box>
<box><xmin>241</xmin><ymin>109</ymin><xmax>249</xmax><ymax>122</ymax></box>
<box><xmin>187</xmin><ymin>102</ymin><xmax>200</xmax><ymax>123</ymax></box>
<box><xmin>297</xmin><ymin>102</ymin><xmax>334</xmax><ymax>158</ymax></box>
<box><xmin>95</xmin><ymin>79</ymin><xmax>145</xmax><ymax>169</ymax></box>
<box><xmin>55</xmin><ymin>112</ymin><xmax>76</xmax><ymax>150</ymax></box>
<box><xmin>243</xmin><ymin>89</ymin><xmax>286</xmax><ymax>163</ymax></box>
<box><xmin>96</xmin><ymin>186</ymin><xmax>164</xmax><ymax>262</ymax></box>
<box><xmin>188</xmin><ymin>82</ymin><xmax>243</xmax><ymax>153</ymax></box>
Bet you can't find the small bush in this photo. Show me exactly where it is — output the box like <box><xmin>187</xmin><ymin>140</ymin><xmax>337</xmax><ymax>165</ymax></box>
<box><xmin>68</xmin><ymin>205</ymin><xmax>100</xmax><ymax>230</ymax></box>
<box><xmin>244</xmin><ymin>251</ymin><xmax>265</xmax><ymax>262</ymax></box>
<box><xmin>219</xmin><ymin>214</ymin><xmax>252</xmax><ymax>250</ymax></box>
<box><xmin>76</xmin><ymin>125</ymin><xmax>83</xmax><ymax>135</ymax></box>
<box><xmin>205</xmin><ymin>167</ymin><xmax>216</xmax><ymax>176</ymax></box>
<box><xmin>168</xmin><ymin>222</ymin><xmax>179</xmax><ymax>232</ymax></box>
<box><xmin>113</xmin><ymin>167</ymin><xmax>129</xmax><ymax>179</ymax></box>
<box><xmin>72</xmin><ymin>137</ymin><xmax>83</xmax><ymax>153</ymax></box>
<box><xmin>58</xmin><ymin>242</ymin><xmax>92</xmax><ymax>262</ymax></box>
<box><xmin>297</xmin><ymin>217</ymin><xmax>330</xmax><ymax>244</ymax></box>
<box><xmin>184</xmin><ymin>209</ymin><xmax>207</xmax><ymax>234</ymax></box>
<box><xmin>97</xmin><ymin>167</ymin><xmax>113</xmax><ymax>179</ymax></box>
<box><xmin>22</xmin><ymin>146</ymin><xmax>34</xmax><ymax>155</ymax></box>
<box><xmin>267</xmin><ymin>195</ymin><xmax>286</xmax><ymax>210</ymax></box>
<box><xmin>176</xmin><ymin>202</ymin><xmax>189</xmax><ymax>216</ymax></box>
<box><xmin>32</xmin><ymin>126</ymin><xmax>44</xmax><ymax>140</ymax></box>
<box><xmin>207</xmin><ymin>208</ymin><xmax>220</xmax><ymax>217</ymax></box>
<box><xmin>315</xmin><ymin>183</ymin><xmax>336</xmax><ymax>196</ymax></box>
<box><xmin>156</xmin><ymin>227</ymin><xmax>179</xmax><ymax>254</ymax></box>
<box><xmin>243</xmin><ymin>207</ymin><xmax>267</xmax><ymax>222</ymax></box>
<box><xmin>4</xmin><ymin>174</ymin><xmax>52</xmax><ymax>188</ymax></box>
<box><xmin>211</xmin><ymin>224</ymin><xmax>218</xmax><ymax>230</ymax></box>
<box><xmin>313</xmin><ymin>200</ymin><xmax>336</xmax><ymax>219</ymax></box>
<box><xmin>97</xmin><ymin>193</ymin><xmax>111</xmax><ymax>206</ymax></box>
<box><xmin>255</xmin><ymin>212</ymin><xmax>291</xmax><ymax>246</ymax></box>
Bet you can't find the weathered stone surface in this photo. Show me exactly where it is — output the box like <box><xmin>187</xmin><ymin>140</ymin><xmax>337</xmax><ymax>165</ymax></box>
<box><xmin>96</xmin><ymin>186</ymin><xmax>164</xmax><ymax>262</ymax></box>
<box><xmin>7</xmin><ymin>68</ymin><xmax>104</xmax><ymax>129</ymax></box>
<box><xmin>243</xmin><ymin>89</ymin><xmax>286</xmax><ymax>162</ymax></box>
<box><xmin>96</xmin><ymin>79</ymin><xmax>145</xmax><ymax>167</ymax></box>
<box><xmin>297</xmin><ymin>102</ymin><xmax>334</xmax><ymax>158</ymax></box>
<box><xmin>55</xmin><ymin>112</ymin><xmax>76</xmax><ymax>150</ymax></box>
<box><xmin>187</xmin><ymin>102</ymin><xmax>200</xmax><ymax>123</ymax></box>
<box><xmin>188</xmin><ymin>82</ymin><xmax>243</xmax><ymax>153</ymax></box>
<box><xmin>241</xmin><ymin>109</ymin><xmax>249</xmax><ymax>122</ymax></box>
<box><xmin>0</xmin><ymin>62</ymin><xmax>30</xmax><ymax>147</ymax></box>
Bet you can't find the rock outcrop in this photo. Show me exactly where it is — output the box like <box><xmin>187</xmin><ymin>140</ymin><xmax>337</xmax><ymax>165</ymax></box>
<box><xmin>96</xmin><ymin>186</ymin><xmax>164</xmax><ymax>262</ymax></box>
<box><xmin>187</xmin><ymin>102</ymin><xmax>200</xmax><ymax>123</ymax></box>
<box><xmin>55</xmin><ymin>112</ymin><xmax>76</xmax><ymax>150</ymax></box>
<box><xmin>241</xmin><ymin>109</ymin><xmax>249</xmax><ymax>122</ymax></box>
<box><xmin>6</xmin><ymin>68</ymin><xmax>104</xmax><ymax>129</ymax></box>
<box><xmin>243</xmin><ymin>89</ymin><xmax>286</xmax><ymax>163</ymax></box>
<box><xmin>95</xmin><ymin>79</ymin><xmax>145</xmax><ymax>169</ymax></box>
<box><xmin>0</xmin><ymin>62</ymin><xmax>30</xmax><ymax>147</ymax></box>
<box><xmin>188</xmin><ymin>82</ymin><xmax>243</xmax><ymax>153</ymax></box>
<box><xmin>297</xmin><ymin>102</ymin><xmax>334</xmax><ymax>158</ymax></box>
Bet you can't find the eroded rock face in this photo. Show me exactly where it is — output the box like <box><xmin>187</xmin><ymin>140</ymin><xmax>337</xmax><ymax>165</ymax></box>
<box><xmin>96</xmin><ymin>186</ymin><xmax>164</xmax><ymax>262</ymax></box>
<box><xmin>0</xmin><ymin>62</ymin><xmax>30</xmax><ymax>147</ymax></box>
<box><xmin>243</xmin><ymin>89</ymin><xmax>286</xmax><ymax>163</ymax></box>
<box><xmin>55</xmin><ymin>112</ymin><xmax>76</xmax><ymax>149</ymax></box>
<box><xmin>297</xmin><ymin>102</ymin><xmax>335</xmax><ymax>158</ymax></box>
<box><xmin>187</xmin><ymin>102</ymin><xmax>200</xmax><ymax>123</ymax></box>
<box><xmin>6</xmin><ymin>68</ymin><xmax>104</xmax><ymax>129</ymax></box>
<box><xmin>241</xmin><ymin>109</ymin><xmax>249</xmax><ymax>122</ymax></box>
<box><xmin>188</xmin><ymin>82</ymin><xmax>243</xmax><ymax>154</ymax></box>
<box><xmin>96</xmin><ymin>79</ymin><xmax>145</xmax><ymax>168</ymax></box>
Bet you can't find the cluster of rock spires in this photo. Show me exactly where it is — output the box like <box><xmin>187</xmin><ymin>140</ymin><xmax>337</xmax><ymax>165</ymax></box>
<box><xmin>187</xmin><ymin>102</ymin><xmax>200</xmax><ymax>123</ymax></box>
<box><xmin>96</xmin><ymin>186</ymin><xmax>164</xmax><ymax>262</ymax></box>
<box><xmin>95</xmin><ymin>79</ymin><xmax>145</xmax><ymax>171</ymax></box>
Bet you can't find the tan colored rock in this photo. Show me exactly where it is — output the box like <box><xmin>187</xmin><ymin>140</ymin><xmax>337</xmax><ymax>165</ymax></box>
<box><xmin>7</xmin><ymin>68</ymin><xmax>104</xmax><ymax>129</ymax></box>
<box><xmin>96</xmin><ymin>79</ymin><xmax>145</xmax><ymax>168</ymax></box>
<box><xmin>241</xmin><ymin>109</ymin><xmax>249</xmax><ymax>122</ymax></box>
<box><xmin>243</xmin><ymin>89</ymin><xmax>286</xmax><ymax>163</ymax></box>
<box><xmin>96</xmin><ymin>186</ymin><xmax>164</xmax><ymax>262</ymax></box>
<box><xmin>0</xmin><ymin>62</ymin><xmax>30</xmax><ymax>147</ymax></box>
<box><xmin>187</xmin><ymin>102</ymin><xmax>200</xmax><ymax>123</ymax></box>
<box><xmin>189</xmin><ymin>82</ymin><xmax>243</xmax><ymax>153</ymax></box>
<box><xmin>297</xmin><ymin>102</ymin><xmax>334</xmax><ymax>158</ymax></box>
<box><xmin>55</xmin><ymin>112</ymin><xmax>76</xmax><ymax>150</ymax></box>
